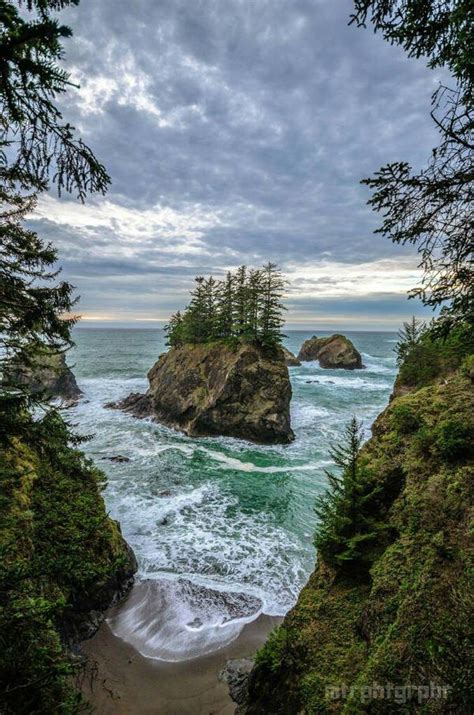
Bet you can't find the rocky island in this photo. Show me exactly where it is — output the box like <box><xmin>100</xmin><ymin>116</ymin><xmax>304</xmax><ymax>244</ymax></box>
<box><xmin>110</xmin><ymin>264</ymin><xmax>294</xmax><ymax>444</ymax></box>
<box><xmin>297</xmin><ymin>333</ymin><xmax>363</xmax><ymax>369</ymax></box>
<box><xmin>113</xmin><ymin>341</ymin><xmax>294</xmax><ymax>444</ymax></box>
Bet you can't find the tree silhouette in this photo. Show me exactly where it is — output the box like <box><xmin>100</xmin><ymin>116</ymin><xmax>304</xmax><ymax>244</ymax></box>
<box><xmin>351</xmin><ymin>1</ymin><xmax>473</xmax><ymax>334</ymax></box>
<box><xmin>1</xmin><ymin>1</ymin><xmax>110</xmax><ymax>418</ymax></box>
<box><xmin>0</xmin><ymin>0</ymin><xmax>110</xmax><ymax>198</ymax></box>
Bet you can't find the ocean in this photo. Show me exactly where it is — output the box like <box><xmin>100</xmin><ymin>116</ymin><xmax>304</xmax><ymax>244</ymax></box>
<box><xmin>69</xmin><ymin>329</ymin><xmax>398</xmax><ymax>661</ymax></box>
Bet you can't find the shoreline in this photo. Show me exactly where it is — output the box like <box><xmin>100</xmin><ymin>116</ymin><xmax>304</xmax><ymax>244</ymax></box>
<box><xmin>80</xmin><ymin>611</ymin><xmax>281</xmax><ymax>714</ymax></box>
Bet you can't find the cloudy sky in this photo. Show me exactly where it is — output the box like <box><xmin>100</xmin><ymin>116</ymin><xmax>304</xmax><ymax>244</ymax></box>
<box><xmin>30</xmin><ymin>0</ymin><xmax>444</xmax><ymax>329</ymax></box>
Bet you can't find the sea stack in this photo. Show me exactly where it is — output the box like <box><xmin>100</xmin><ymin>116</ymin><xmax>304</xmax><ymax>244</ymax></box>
<box><xmin>282</xmin><ymin>346</ymin><xmax>301</xmax><ymax>366</ymax></box>
<box><xmin>111</xmin><ymin>342</ymin><xmax>294</xmax><ymax>444</ymax></box>
<box><xmin>4</xmin><ymin>351</ymin><xmax>83</xmax><ymax>405</ymax></box>
<box><xmin>297</xmin><ymin>334</ymin><xmax>363</xmax><ymax>369</ymax></box>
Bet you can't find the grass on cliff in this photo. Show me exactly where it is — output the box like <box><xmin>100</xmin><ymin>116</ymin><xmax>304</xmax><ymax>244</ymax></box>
<box><xmin>0</xmin><ymin>410</ymin><xmax>131</xmax><ymax>714</ymax></box>
<box><xmin>248</xmin><ymin>333</ymin><xmax>474</xmax><ymax>714</ymax></box>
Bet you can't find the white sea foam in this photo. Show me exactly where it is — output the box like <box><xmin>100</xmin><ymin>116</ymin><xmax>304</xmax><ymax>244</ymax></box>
<box><xmin>69</xmin><ymin>330</ymin><xmax>397</xmax><ymax>662</ymax></box>
<box><xmin>199</xmin><ymin>447</ymin><xmax>322</xmax><ymax>473</ymax></box>
<box><xmin>293</xmin><ymin>373</ymin><xmax>389</xmax><ymax>390</ymax></box>
<box><xmin>107</xmin><ymin>578</ymin><xmax>263</xmax><ymax>661</ymax></box>
<box><xmin>291</xmin><ymin>403</ymin><xmax>331</xmax><ymax>429</ymax></box>
<box><xmin>109</xmin><ymin>481</ymin><xmax>307</xmax><ymax>617</ymax></box>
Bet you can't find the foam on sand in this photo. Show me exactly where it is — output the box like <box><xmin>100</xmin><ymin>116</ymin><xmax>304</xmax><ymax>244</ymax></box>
<box><xmin>107</xmin><ymin>579</ymin><xmax>263</xmax><ymax>661</ymax></box>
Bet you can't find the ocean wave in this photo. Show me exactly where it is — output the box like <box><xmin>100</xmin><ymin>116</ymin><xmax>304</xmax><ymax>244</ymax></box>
<box><xmin>293</xmin><ymin>374</ymin><xmax>390</xmax><ymax>390</ymax></box>
<box><xmin>70</xmin><ymin>330</ymin><xmax>397</xmax><ymax>661</ymax></box>
<box><xmin>107</xmin><ymin>578</ymin><xmax>263</xmax><ymax>661</ymax></box>
<box><xmin>108</xmin><ymin>481</ymin><xmax>307</xmax><ymax>618</ymax></box>
<box><xmin>199</xmin><ymin>447</ymin><xmax>323</xmax><ymax>473</ymax></box>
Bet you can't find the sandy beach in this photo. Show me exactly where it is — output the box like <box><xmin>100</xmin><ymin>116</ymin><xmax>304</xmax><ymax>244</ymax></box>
<box><xmin>80</xmin><ymin>601</ymin><xmax>280</xmax><ymax>714</ymax></box>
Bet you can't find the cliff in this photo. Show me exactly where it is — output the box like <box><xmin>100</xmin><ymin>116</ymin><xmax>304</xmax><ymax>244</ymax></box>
<box><xmin>4</xmin><ymin>351</ymin><xmax>82</xmax><ymax>406</ymax></box>
<box><xmin>113</xmin><ymin>341</ymin><xmax>294</xmax><ymax>444</ymax></box>
<box><xmin>0</xmin><ymin>412</ymin><xmax>137</xmax><ymax>713</ymax></box>
<box><xmin>240</xmin><ymin>340</ymin><xmax>473</xmax><ymax>713</ymax></box>
<box><xmin>297</xmin><ymin>334</ymin><xmax>363</xmax><ymax>369</ymax></box>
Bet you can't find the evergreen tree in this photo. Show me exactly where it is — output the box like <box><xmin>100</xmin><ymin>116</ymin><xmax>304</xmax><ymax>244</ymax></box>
<box><xmin>395</xmin><ymin>316</ymin><xmax>427</xmax><ymax>366</ymax></box>
<box><xmin>0</xmin><ymin>2</ymin><xmax>116</xmax><ymax>706</ymax></box>
<box><xmin>247</xmin><ymin>268</ymin><xmax>264</xmax><ymax>340</ymax></box>
<box><xmin>259</xmin><ymin>262</ymin><xmax>286</xmax><ymax>346</ymax></box>
<box><xmin>203</xmin><ymin>276</ymin><xmax>218</xmax><ymax>340</ymax></box>
<box><xmin>184</xmin><ymin>277</ymin><xmax>208</xmax><ymax>343</ymax></box>
<box><xmin>164</xmin><ymin>311</ymin><xmax>184</xmax><ymax>347</ymax></box>
<box><xmin>1</xmin><ymin>1</ymin><xmax>108</xmax><ymax>426</ymax></box>
<box><xmin>314</xmin><ymin>417</ymin><xmax>384</xmax><ymax>571</ymax></box>
<box><xmin>234</xmin><ymin>265</ymin><xmax>249</xmax><ymax>337</ymax></box>
<box><xmin>215</xmin><ymin>272</ymin><xmax>235</xmax><ymax>338</ymax></box>
<box><xmin>1</xmin><ymin>0</ymin><xmax>109</xmax><ymax>197</ymax></box>
<box><xmin>351</xmin><ymin>1</ymin><xmax>473</xmax><ymax>334</ymax></box>
<box><xmin>164</xmin><ymin>264</ymin><xmax>287</xmax><ymax>348</ymax></box>
<box><xmin>0</xmin><ymin>196</ymin><xmax>76</xmax><ymax>355</ymax></box>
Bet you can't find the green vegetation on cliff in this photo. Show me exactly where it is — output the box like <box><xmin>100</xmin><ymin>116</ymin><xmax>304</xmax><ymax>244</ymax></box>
<box><xmin>0</xmin><ymin>411</ymin><xmax>136</xmax><ymax>713</ymax></box>
<box><xmin>246</xmin><ymin>0</ymin><xmax>474</xmax><ymax>706</ymax></box>
<box><xmin>0</xmin><ymin>3</ymin><xmax>135</xmax><ymax>712</ymax></box>
<box><xmin>246</xmin><ymin>335</ymin><xmax>474</xmax><ymax>713</ymax></box>
<box><xmin>165</xmin><ymin>263</ymin><xmax>287</xmax><ymax>348</ymax></box>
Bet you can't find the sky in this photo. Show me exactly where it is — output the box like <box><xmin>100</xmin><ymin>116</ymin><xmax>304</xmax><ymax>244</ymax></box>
<box><xmin>28</xmin><ymin>0</ymin><xmax>444</xmax><ymax>330</ymax></box>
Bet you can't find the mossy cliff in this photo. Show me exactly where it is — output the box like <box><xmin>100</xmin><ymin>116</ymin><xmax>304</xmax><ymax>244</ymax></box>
<box><xmin>0</xmin><ymin>412</ymin><xmax>136</xmax><ymax>714</ymax></box>
<box><xmin>114</xmin><ymin>341</ymin><xmax>294</xmax><ymax>444</ymax></box>
<box><xmin>242</xmin><ymin>341</ymin><xmax>473</xmax><ymax>713</ymax></box>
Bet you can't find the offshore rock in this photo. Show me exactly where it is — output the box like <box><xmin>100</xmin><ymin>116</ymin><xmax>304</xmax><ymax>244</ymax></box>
<box><xmin>112</xmin><ymin>342</ymin><xmax>294</xmax><ymax>444</ymax></box>
<box><xmin>297</xmin><ymin>334</ymin><xmax>363</xmax><ymax>369</ymax></box>
<box><xmin>4</xmin><ymin>351</ymin><xmax>82</xmax><ymax>405</ymax></box>
<box><xmin>282</xmin><ymin>346</ymin><xmax>301</xmax><ymax>366</ymax></box>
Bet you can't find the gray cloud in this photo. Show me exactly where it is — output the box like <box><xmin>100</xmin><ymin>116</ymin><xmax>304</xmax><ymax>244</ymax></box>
<box><xmin>28</xmin><ymin>0</ymin><xmax>443</xmax><ymax>326</ymax></box>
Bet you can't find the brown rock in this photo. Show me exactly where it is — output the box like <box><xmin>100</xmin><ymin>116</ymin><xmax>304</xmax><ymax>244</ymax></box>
<box><xmin>112</xmin><ymin>342</ymin><xmax>294</xmax><ymax>444</ymax></box>
<box><xmin>297</xmin><ymin>334</ymin><xmax>363</xmax><ymax>370</ymax></box>
<box><xmin>4</xmin><ymin>351</ymin><xmax>82</xmax><ymax>405</ymax></box>
<box><xmin>282</xmin><ymin>346</ymin><xmax>301</xmax><ymax>366</ymax></box>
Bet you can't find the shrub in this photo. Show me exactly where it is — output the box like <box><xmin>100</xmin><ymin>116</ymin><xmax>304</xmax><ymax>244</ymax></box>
<box><xmin>391</xmin><ymin>404</ymin><xmax>421</xmax><ymax>434</ymax></box>
<box><xmin>255</xmin><ymin>627</ymin><xmax>288</xmax><ymax>673</ymax></box>
<box><xmin>434</xmin><ymin>419</ymin><xmax>472</xmax><ymax>462</ymax></box>
<box><xmin>398</xmin><ymin>342</ymin><xmax>441</xmax><ymax>387</ymax></box>
<box><xmin>461</xmin><ymin>354</ymin><xmax>474</xmax><ymax>380</ymax></box>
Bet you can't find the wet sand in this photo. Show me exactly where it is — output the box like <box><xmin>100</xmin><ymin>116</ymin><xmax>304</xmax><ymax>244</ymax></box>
<box><xmin>81</xmin><ymin>613</ymin><xmax>280</xmax><ymax>714</ymax></box>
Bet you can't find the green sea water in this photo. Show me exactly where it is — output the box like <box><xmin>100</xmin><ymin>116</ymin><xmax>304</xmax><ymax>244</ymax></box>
<box><xmin>69</xmin><ymin>329</ymin><xmax>398</xmax><ymax>660</ymax></box>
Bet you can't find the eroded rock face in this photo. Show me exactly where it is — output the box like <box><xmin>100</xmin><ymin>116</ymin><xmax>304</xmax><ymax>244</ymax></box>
<box><xmin>68</xmin><ymin>538</ymin><xmax>137</xmax><ymax>643</ymax></box>
<box><xmin>297</xmin><ymin>334</ymin><xmax>363</xmax><ymax>370</ymax></box>
<box><xmin>112</xmin><ymin>342</ymin><xmax>294</xmax><ymax>444</ymax></box>
<box><xmin>5</xmin><ymin>352</ymin><xmax>82</xmax><ymax>405</ymax></box>
<box><xmin>219</xmin><ymin>659</ymin><xmax>254</xmax><ymax>710</ymax></box>
<box><xmin>282</xmin><ymin>346</ymin><xmax>301</xmax><ymax>366</ymax></box>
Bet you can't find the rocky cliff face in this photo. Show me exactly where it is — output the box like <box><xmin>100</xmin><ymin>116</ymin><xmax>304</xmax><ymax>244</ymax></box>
<box><xmin>297</xmin><ymin>334</ymin><xmax>363</xmax><ymax>369</ymax></box>
<box><xmin>113</xmin><ymin>342</ymin><xmax>294</xmax><ymax>444</ymax></box>
<box><xmin>237</xmin><ymin>353</ymin><xmax>474</xmax><ymax>714</ymax></box>
<box><xmin>5</xmin><ymin>351</ymin><xmax>82</xmax><ymax>405</ymax></box>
